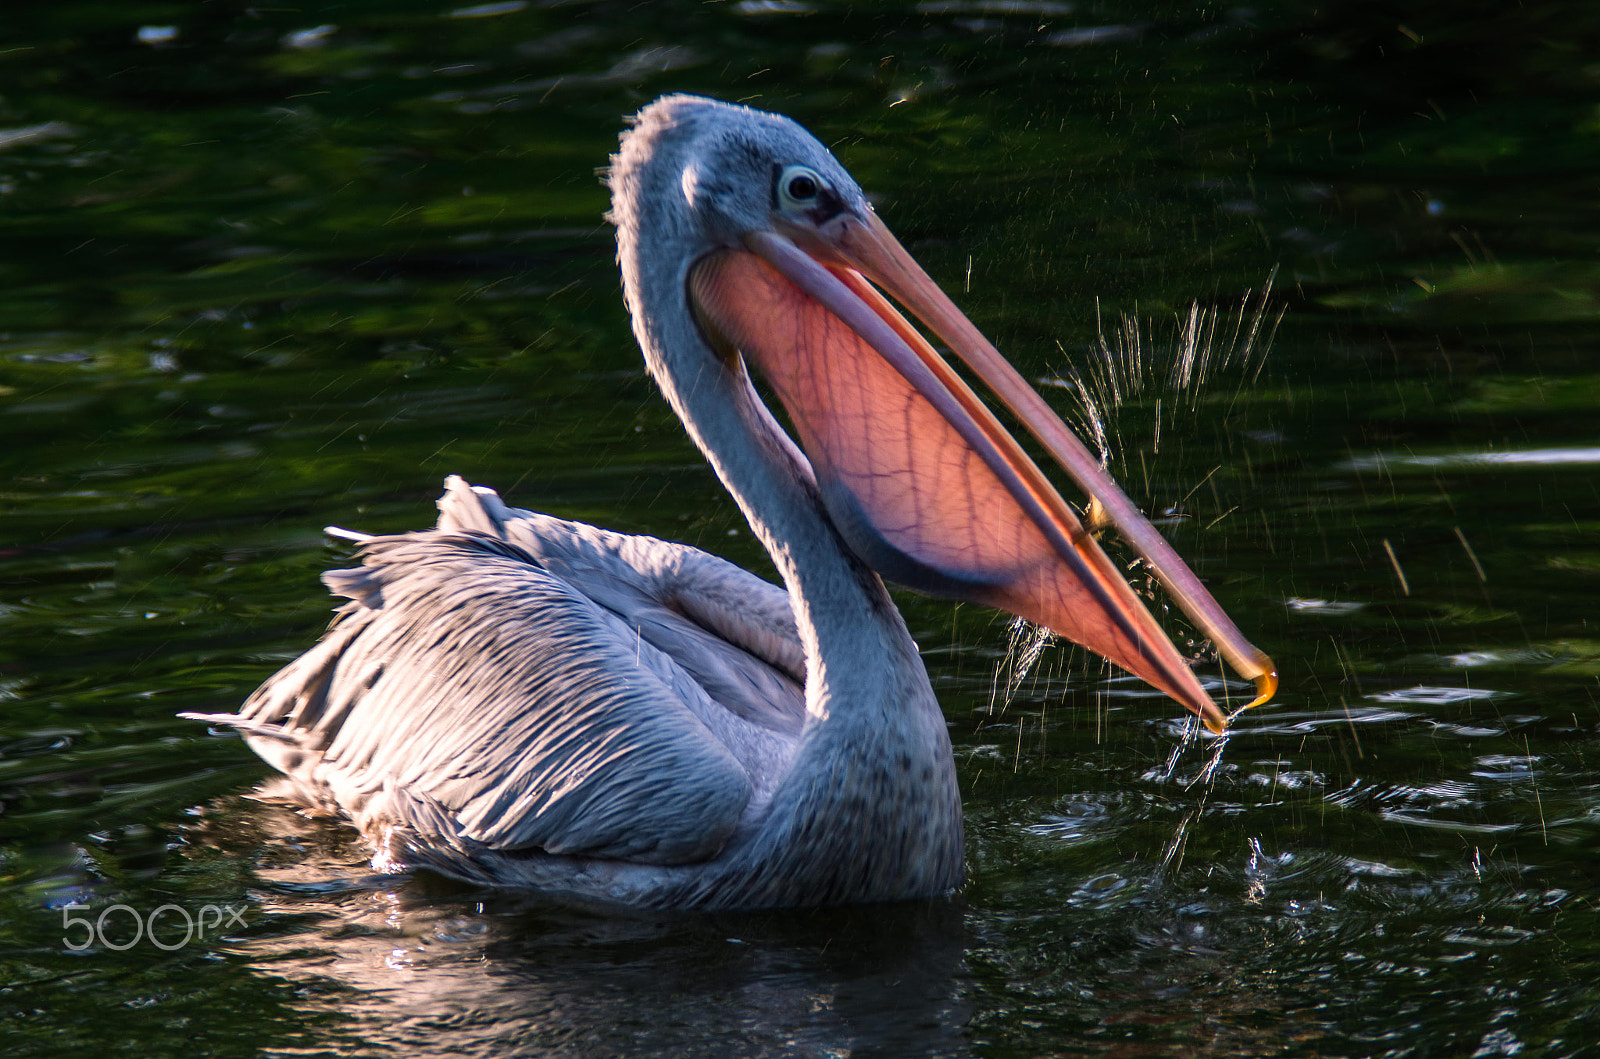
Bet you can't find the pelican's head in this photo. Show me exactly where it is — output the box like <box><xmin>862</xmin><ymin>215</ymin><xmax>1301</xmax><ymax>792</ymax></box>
<box><xmin>609</xmin><ymin>94</ymin><xmax>890</xmax><ymax>310</ymax></box>
<box><xmin>610</xmin><ymin>95</ymin><xmax>1277</xmax><ymax>732</ymax></box>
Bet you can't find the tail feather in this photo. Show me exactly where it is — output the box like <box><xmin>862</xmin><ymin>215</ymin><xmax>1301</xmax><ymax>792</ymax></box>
<box><xmin>436</xmin><ymin>474</ymin><xmax>512</xmax><ymax>537</ymax></box>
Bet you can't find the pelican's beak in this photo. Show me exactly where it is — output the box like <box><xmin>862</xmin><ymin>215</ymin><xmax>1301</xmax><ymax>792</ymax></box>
<box><xmin>688</xmin><ymin>209</ymin><xmax>1276</xmax><ymax>732</ymax></box>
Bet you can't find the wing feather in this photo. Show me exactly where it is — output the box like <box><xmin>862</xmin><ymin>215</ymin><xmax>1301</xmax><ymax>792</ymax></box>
<box><xmin>189</xmin><ymin>479</ymin><xmax>808</xmax><ymax>867</ymax></box>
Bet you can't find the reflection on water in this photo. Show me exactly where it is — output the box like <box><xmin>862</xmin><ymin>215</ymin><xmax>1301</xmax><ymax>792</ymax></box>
<box><xmin>217</xmin><ymin>812</ymin><xmax>974</xmax><ymax>1057</ymax></box>
<box><xmin>5</xmin><ymin>0</ymin><xmax>1600</xmax><ymax>1055</ymax></box>
<box><xmin>1341</xmin><ymin>446</ymin><xmax>1600</xmax><ymax>471</ymax></box>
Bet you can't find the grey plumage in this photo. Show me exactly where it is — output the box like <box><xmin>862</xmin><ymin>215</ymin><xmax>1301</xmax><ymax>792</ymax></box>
<box><xmin>193</xmin><ymin>475</ymin><xmax>815</xmax><ymax>869</ymax></box>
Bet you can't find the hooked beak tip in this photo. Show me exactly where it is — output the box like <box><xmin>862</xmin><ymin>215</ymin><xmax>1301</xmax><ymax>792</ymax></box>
<box><xmin>1207</xmin><ymin>666</ymin><xmax>1278</xmax><ymax>735</ymax></box>
<box><xmin>1244</xmin><ymin>668</ymin><xmax>1279</xmax><ymax>710</ymax></box>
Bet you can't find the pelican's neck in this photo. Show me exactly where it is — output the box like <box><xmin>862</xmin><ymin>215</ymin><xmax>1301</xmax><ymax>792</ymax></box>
<box><xmin>620</xmin><ymin>218</ymin><xmax>907</xmax><ymax>719</ymax></box>
<box><xmin>620</xmin><ymin>219</ymin><xmax>963</xmax><ymax>903</ymax></box>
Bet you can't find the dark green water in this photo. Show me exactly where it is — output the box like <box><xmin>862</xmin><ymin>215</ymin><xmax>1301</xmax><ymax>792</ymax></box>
<box><xmin>4</xmin><ymin>1</ymin><xmax>1600</xmax><ymax>1054</ymax></box>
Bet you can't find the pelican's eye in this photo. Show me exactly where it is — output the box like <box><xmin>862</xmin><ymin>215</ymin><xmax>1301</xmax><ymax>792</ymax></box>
<box><xmin>777</xmin><ymin>165</ymin><xmax>825</xmax><ymax>211</ymax></box>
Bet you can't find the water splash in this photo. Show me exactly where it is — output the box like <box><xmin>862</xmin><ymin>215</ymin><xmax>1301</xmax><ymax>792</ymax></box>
<box><xmin>1141</xmin><ymin>713</ymin><xmax>1230</xmax><ymax>789</ymax></box>
<box><xmin>1050</xmin><ymin>268</ymin><xmax>1283</xmax><ymax>472</ymax></box>
<box><xmin>1157</xmin><ymin>810</ymin><xmax>1195</xmax><ymax>877</ymax></box>
<box><xmin>988</xmin><ymin>615</ymin><xmax>1056</xmax><ymax>715</ymax></box>
<box><xmin>1186</xmin><ymin>725</ymin><xmax>1233</xmax><ymax>790</ymax></box>
<box><xmin>984</xmin><ymin>276</ymin><xmax>1281</xmax><ymax>751</ymax></box>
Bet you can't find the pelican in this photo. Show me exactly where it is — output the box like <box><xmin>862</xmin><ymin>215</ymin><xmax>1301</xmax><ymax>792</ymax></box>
<box><xmin>186</xmin><ymin>96</ymin><xmax>1275</xmax><ymax>910</ymax></box>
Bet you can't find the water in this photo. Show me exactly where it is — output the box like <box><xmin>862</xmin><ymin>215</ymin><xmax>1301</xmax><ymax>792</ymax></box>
<box><xmin>4</xmin><ymin>1</ymin><xmax>1600</xmax><ymax>1054</ymax></box>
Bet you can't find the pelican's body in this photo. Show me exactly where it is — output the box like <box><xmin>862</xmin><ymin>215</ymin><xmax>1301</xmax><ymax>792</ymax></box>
<box><xmin>189</xmin><ymin>96</ymin><xmax>1273</xmax><ymax>910</ymax></box>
